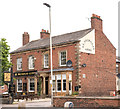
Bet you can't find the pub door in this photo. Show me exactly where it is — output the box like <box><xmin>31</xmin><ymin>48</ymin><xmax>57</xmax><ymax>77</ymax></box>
<box><xmin>45</xmin><ymin>77</ymin><xmax>49</xmax><ymax>95</ymax></box>
<box><xmin>23</xmin><ymin>83</ymin><xmax>27</xmax><ymax>92</ymax></box>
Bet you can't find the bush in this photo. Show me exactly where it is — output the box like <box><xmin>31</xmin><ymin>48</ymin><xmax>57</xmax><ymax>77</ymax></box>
<box><xmin>72</xmin><ymin>92</ymin><xmax>79</xmax><ymax>95</ymax></box>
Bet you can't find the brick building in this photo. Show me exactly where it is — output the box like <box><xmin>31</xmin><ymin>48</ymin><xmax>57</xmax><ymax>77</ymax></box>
<box><xmin>10</xmin><ymin>14</ymin><xmax>116</xmax><ymax>97</ymax></box>
<box><xmin>116</xmin><ymin>57</ymin><xmax>120</xmax><ymax>92</ymax></box>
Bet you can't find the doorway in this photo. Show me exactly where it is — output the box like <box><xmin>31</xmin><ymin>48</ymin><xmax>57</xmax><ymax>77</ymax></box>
<box><xmin>23</xmin><ymin>83</ymin><xmax>27</xmax><ymax>92</ymax></box>
<box><xmin>45</xmin><ymin>77</ymin><xmax>49</xmax><ymax>95</ymax></box>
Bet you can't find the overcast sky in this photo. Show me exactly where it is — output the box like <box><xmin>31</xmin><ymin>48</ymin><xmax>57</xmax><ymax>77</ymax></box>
<box><xmin>0</xmin><ymin>0</ymin><xmax>119</xmax><ymax>55</ymax></box>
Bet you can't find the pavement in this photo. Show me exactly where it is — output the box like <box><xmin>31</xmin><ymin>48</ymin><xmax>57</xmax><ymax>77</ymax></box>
<box><xmin>2</xmin><ymin>98</ymin><xmax>51</xmax><ymax>108</ymax></box>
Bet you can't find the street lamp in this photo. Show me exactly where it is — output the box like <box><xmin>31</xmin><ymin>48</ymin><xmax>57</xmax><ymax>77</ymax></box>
<box><xmin>43</xmin><ymin>3</ymin><xmax>53</xmax><ymax>106</ymax></box>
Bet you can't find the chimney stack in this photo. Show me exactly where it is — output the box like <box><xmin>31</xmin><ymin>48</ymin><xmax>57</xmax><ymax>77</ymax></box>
<box><xmin>40</xmin><ymin>29</ymin><xmax>50</xmax><ymax>39</ymax></box>
<box><xmin>23</xmin><ymin>32</ymin><xmax>29</xmax><ymax>46</ymax></box>
<box><xmin>91</xmin><ymin>14</ymin><xmax>103</xmax><ymax>31</ymax></box>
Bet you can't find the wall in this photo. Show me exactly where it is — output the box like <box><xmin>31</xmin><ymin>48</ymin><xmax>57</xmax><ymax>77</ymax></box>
<box><xmin>80</xmin><ymin>30</ymin><xmax>116</xmax><ymax>96</ymax></box>
<box><xmin>53</xmin><ymin>96</ymin><xmax>120</xmax><ymax>108</ymax></box>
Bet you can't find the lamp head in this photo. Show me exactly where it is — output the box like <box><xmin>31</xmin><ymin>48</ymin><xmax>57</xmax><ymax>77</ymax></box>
<box><xmin>43</xmin><ymin>3</ymin><xmax>51</xmax><ymax>8</ymax></box>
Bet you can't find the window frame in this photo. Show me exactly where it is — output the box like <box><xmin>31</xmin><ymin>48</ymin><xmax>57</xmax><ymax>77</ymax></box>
<box><xmin>17</xmin><ymin>58</ymin><xmax>22</xmax><ymax>71</ymax></box>
<box><xmin>28</xmin><ymin>78</ymin><xmax>35</xmax><ymax>92</ymax></box>
<box><xmin>17</xmin><ymin>79</ymin><xmax>22</xmax><ymax>92</ymax></box>
<box><xmin>62</xmin><ymin>74</ymin><xmax>66</xmax><ymax>92</ymax></box>
<box><xmin>59</xmin><ymin>50</ymin><xmax>67</xmax><ymax>66</ymax></box>
<box><xmin>28</xmin><ymin>55</ymin><xmax>35</xmax><ymax>69</ymax></box>
<box><xmin>44</xmin><ymin>53</ymin><xmax>49</xmax><ymax>68</ymax></box>
<box><xmin>57</xmin><ymin>74</ymin><xmax>61</xmax><ymax>92</ymax></box>
<box><xmin>52</xmin><ymin>75</ymin><xmax>56</xmax><ymax>92</ymax></box>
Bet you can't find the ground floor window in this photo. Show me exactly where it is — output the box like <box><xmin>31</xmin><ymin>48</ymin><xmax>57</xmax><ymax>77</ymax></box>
<box><xmin>57</xmin><ymin>80</ymin><xmax>61</xmax><ymax>91</ymax></box>
<box><xmin>69</xmin><ymin>74</ymin><xmax>72</xmax><ymax>91</ymax></box>
<box><xmin>52</xmin><ymin>73</ymin><xmax>72</xmax><ymax>93</ymax></box>
<box><xmin>29</xmin><ymin>78</ymin><xmax>35</xmax><ymax>92</ymax></box>
<box><xmin>62</xmin><ymin>74</ymin><xmax>66</xmax><ymax>92</ymax></box>
<box><xmin>17</xmin><ymin>79</ymin><xmax>22</xmax><ymax>92</ymax></box>
<box><xmin>57</xmin><ymin>74</ymin><xmax>61</xmax><ymax>91</ymax></box>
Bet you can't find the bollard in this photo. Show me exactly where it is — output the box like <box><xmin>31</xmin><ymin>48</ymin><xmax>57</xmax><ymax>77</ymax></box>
<box><xmin>18</xmin><ymin>100</ymin><xmax>26</xmax><ymax>109</ymax></box>
<box><xmin>113</xmin><ymin>91</ymin><xmax>116</xmax><ymax>96</ymax></box>
<box><xmin>64</xmin><ymin>101</ymin><xmax>74</xmax><ymax>109</ymax></box>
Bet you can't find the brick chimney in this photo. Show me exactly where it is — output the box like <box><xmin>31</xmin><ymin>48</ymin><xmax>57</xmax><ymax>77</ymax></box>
<box><xmin>22</xmin><ymin>32</ymin><xmax>29</xmax><ymax>46</ymax></box>
<box><xmin>91</xmin><ymin>14</ymin><xmax>103</xmax><ymax>31</ymax></box>
<box><xmin>40</xmin><ymin>29</ymin><xmax>50</xmax><ymax>39</ymax></box>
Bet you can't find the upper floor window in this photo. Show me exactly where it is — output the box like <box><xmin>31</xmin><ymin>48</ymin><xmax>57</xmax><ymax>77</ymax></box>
<box><xmin>44</xmin><ymin>54</ymin><xmax>49</xmax><ymax>68</ymax></box>
<box><xmin>28</xmin><ymin>56</ymin><xmax>34</xmax><ymax>69</ymax></box>
<box><xmin>17</xmin><ymin>58</ymin><xmax>22</xmax><ymax>70</ymax></box>
<box><xmin>60</xmin><ymin>51</ymin><xmax>67</xmax><ymax>66</ymax></box>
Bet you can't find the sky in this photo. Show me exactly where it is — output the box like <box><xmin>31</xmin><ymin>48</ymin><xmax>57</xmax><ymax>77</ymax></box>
<box><xmin>0</xmin><ymin>0</ymin><xmax>119</xmax><ymax>56</ymax></box>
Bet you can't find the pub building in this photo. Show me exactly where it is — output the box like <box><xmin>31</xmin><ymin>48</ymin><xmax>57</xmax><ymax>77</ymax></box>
<box><xmin>10</xmin><ymin>14</ymin><xmax>116</xmax><ymax>97</ymax></box>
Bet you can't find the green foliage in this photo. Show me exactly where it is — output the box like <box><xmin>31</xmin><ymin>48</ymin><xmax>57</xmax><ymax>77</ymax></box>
<box><xmin>38</xmin><ymin>78</ymin><xmax>41</xmax><ymax>96</ymax></box>
<box><xmin>0</xmin><ymin>38</ymin><xmax>12</xmax><ymax>85</ymax></box>
<box><xmin>72</xmin><ymin>92</ymin><xmax>79</xmax><ymax>95</ymax></box>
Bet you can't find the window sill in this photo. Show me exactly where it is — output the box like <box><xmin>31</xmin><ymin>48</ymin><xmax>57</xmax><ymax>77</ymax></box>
<box><xmin>17</xmin><ymin>91</ymin><xmax>22</xmax><ymax>92</ymax></box>
<box><xmin>28</xmin><ymin>68</ymin><xmax>34</xmax><ymax>70</ymax></box>
<box><xmin>17</xmin><ymin>69</ymin><xmax>22</xmax><ymax>71</ymax></box>
<box><xmin>43</xmin><ymin>67</ymin><xmax>49</xmax><ymax>69</ymax></box>
<box><xmin>29</xmin><ymin>91</ymin><xmax>35</xmax><ymax>92</ymax></box>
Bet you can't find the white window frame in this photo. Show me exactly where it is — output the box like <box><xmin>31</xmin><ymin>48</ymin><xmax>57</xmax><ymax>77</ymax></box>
<box><xmin>28</xmin><ymin>78</ymin><xmax>35</xmax><ymax>92</ymax></box>
<box><xmin>17</xmin><ymin>79</ymin><xmax>22</xmax><ymax>92</ymax></box>
<box><xmin>59</xmin><ymin>50</ymin><xmax>67</xmax><ymax>66</ymax></box>
<box><xmin>69</xmin><ymin>74</ymin><xmax>72</xmax><ymax>95</ymax></box>
<box><xmin>28</xmin><ymin>56</ymin><xmax>34</xmax><ymax>69</ymax></box>
<box><xmin>17</xmin><ymin>58</ymin><xmax>22</xmax><ymax>70</ymax></box>
<box><xmin>44</xmin><ymin>53</ymin><xmax>49</xmax><ymax>68</ymax></box>
<box><xmin>62</xmin><ymin>74</ymin><xmax>66</xmax><ymax>92</ymax></box>
<box><xmin>57</xmin><ymin>74</ymin><xmax>61</xmax><ymax>92</ymax></box>
<box><xmin>52</xmin><ymin>75</ymin><xmax>56</xmax><ymax>92</ymax></box>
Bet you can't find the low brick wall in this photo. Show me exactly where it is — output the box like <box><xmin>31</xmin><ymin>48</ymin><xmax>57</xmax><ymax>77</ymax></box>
<box><xmin>53</xmin><ymin>96</ymin><xmax>120</xmax><ymax>108</ymax></box>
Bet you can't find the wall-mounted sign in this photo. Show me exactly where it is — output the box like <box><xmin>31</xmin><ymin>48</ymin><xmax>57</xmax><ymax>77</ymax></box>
<box><xmin>14</xmin><ymin>70</ymin><xmax>37</xmax><ymax>77</ymax></box>
<box><xmin>80</xmin><ymin>30</ymin><xmax>95</xmax><ymax>54</ymax></box>
<box><xmin>4</xmin><ymin>72</ymin><xmax>11</xmax><ymax>83</ymax></box>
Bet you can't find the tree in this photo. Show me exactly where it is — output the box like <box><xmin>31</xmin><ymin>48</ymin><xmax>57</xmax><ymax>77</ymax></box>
<box><xmin>0</xmin><ymin>38</ymin><xmax>12</xmax><ymax>85</ymax></box>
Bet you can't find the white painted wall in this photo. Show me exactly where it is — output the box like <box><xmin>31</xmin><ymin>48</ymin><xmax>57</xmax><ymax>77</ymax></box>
<box><xmin>79</xmin><ymin>29</ymin><xmax>95</xmax><ymax>54</ymax></box>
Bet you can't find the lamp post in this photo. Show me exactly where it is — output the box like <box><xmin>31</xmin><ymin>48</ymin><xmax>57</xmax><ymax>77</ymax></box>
<box><xmin>43</xmin><ymin>3</ymin><xmax>53</xmax><ymax>106</ymax></box>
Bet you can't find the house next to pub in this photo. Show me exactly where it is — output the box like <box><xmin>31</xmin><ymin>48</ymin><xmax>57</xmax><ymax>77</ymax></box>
<box><xmin>10</xmin><ymin>14</ymin><xmax>116</xmax><ymax>97</ymax></box>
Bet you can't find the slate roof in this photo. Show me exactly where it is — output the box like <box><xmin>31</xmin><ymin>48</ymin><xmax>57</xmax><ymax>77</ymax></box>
<box><xmin>10</xmin><ymin>28</ymin><xmax>93</xmax><ymax>54</ymax></box>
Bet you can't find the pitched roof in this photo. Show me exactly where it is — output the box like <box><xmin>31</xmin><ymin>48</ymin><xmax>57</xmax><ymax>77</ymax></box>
<box><xmin>10</xmin><ymin>28</ymin><xmax>93</xmax><ymax>54</ymax></box>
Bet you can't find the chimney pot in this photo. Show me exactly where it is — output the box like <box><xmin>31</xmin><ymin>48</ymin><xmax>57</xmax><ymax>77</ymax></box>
<box><xmin>40</xmin><ymin>29</ymin><xmax>50</xmax><ymax>39</ymax></box>
<box><xmin>23</xmin><ymin>32</ymin><xmax>29</xmax><ymax>46</ymax></box>
<box><xmin>91</xmin><ymin>14</ymin><xmax>102</xmax><ymax>31</ymax></box>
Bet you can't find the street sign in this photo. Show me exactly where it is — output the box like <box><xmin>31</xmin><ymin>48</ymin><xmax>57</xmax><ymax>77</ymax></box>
<box><xmin>4</xmin><ymin>72</ymin><xmax>11</xmax><ymax>83</ymax></box>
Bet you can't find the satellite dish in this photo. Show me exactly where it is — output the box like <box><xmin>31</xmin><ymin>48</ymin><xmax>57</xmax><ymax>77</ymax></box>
<box><xmin>67</xmin><ymin>60</ymin><xmax>72</xmax><ymax>67</ymax></box>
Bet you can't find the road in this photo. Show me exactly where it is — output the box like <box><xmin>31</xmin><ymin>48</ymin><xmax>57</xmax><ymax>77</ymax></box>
<box><xmin>2</xmin><ymin>98</ymin><xmax>51</xmax><ymax>108</ymax></box>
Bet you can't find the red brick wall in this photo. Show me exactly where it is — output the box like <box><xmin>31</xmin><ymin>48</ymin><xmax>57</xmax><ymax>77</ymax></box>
<box><xmin>11</xmin><ymin>29</ymin><xmax>116</xmax><ymax>96</ymax></box>
<box><xmin>53</xmin><ymin>97</ymin><xmax>120</xmax><ymax>107</ymax></box>
<box><xmin>0</xmin><ymin>85</ymin><xmax>8</xmax><ymax>93</ymax></box>
<box><xmin>80</xmin><ymin>30</ymin><xmax>116</xmax><ymax>96</ymax></box>
<box><xmin>11</xmin><ymin>44</ymin><xmax>76</xmax><ymax>73</ymax></box>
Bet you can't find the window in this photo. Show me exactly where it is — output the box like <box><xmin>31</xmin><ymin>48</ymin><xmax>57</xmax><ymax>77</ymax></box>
<box><xmin>44</xmin><ymin>54</ymin><xmax>49</xmax><ymax>68</ymax></box>
<box><xmin>60</xmin><ymin>51</ymin><xmax>66</xmax><ymax>66</ymax></box>
<box><xmin>62</xmin><ymin>74</ymin><xmax>66</xmax><ymax>92</ymax></box>
<box><xmin>69</xmin><ymin>74</ymin><xmax>72</xmax><ymax>91</ymax></box>
<box><xmin>29</xmin><ymin>78</ymin><xmax>35</xmax><ymax>92</ymax></box>
<box><xmin>57</xmin><ymin>75</ymin><xmax>61</xmax><ymax>92</ymax></box>
<box><xmin>17</xmin><ymin>58</ymin><xmax>22</xmax><ymax>70</ymax></box>
<box><xmin>52</xmin><ymin>75</ymin><xmax>55</xmax><ymax>92</ymax></box>
<box><xmin>28</xmin><ymin>56</ymin><xmax>34</xmax><ymax>69</ymax></box>
<box><xmin>17</xmin><ymin>79</ymin><xmax>22</xmax><ymax>92</ymax></box>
